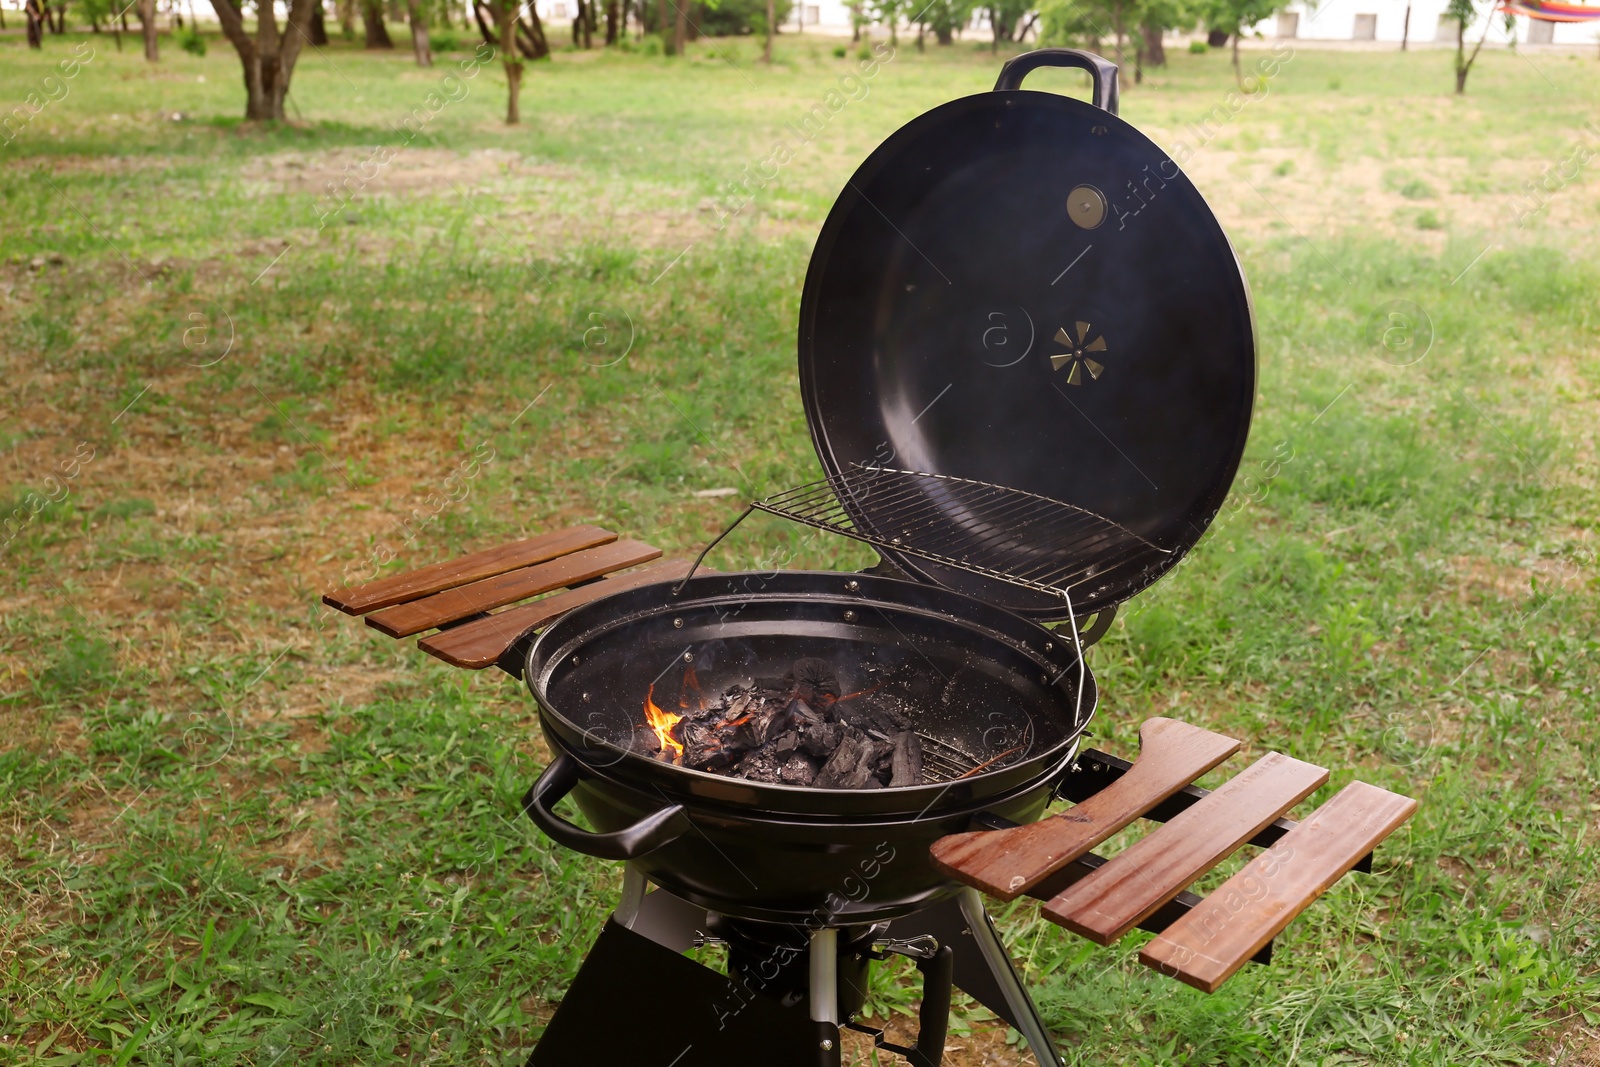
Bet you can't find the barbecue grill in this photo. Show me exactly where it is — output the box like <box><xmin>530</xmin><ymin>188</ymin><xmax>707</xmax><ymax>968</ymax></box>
<box><xmin>325</xmin><ymin>47</ymin><xmax>1416</xmax><ymax>1067</ymax></box>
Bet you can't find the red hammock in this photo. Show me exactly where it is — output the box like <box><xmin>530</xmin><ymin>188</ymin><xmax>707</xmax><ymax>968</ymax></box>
<box><xmin>1501</xmin><ymin>0</ymin><xmax>1600</xmax><ymax>20</ymax></box>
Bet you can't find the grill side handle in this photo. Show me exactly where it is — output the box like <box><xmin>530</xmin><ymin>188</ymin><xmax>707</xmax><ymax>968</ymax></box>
<box><xmin>522</xmin><ymin>754</ymin><xmax>691</xmax><ymax>861</ymax></box>
<box><xmin>993</xmin><ymin>48</ymin><xmax>1120</xmax><ymax>115</ymax></box>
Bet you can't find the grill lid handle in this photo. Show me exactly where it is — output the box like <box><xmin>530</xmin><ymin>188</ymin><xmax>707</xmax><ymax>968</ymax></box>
<box><xmin>521</xmin><ymin>753</ymin><xmax>691</xmax><ymax>861</ymax></box>
<box><xmin>993</xmin><ymin>48</ymin><xmax>1120</xmax><ymax>115</ymax></box>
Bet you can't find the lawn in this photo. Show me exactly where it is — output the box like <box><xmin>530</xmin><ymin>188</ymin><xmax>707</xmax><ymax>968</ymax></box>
<box><xmin>2</xmin><ymin>24</ymin><xmax>1599</xmax><ymax>1066</ymax></box>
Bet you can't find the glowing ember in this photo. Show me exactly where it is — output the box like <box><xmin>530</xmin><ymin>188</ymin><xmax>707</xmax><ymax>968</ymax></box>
<box><xmin>644</xmin><ymin>683</ymin><xmax>685</xmax><ymax>764</ymax></box>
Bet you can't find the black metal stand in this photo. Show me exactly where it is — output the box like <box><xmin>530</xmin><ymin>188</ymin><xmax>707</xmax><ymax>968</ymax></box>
<box><xmin>526</xmin><ymin>871</ymin><xmax>1061</xmax><ymax>1067</ymax></box>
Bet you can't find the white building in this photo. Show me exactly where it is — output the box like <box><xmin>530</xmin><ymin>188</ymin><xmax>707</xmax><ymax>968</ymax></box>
<box><xmin>1258</xmin><ymin>0</ymin><xmax>1600</xmax><ymax>47</ymax></box>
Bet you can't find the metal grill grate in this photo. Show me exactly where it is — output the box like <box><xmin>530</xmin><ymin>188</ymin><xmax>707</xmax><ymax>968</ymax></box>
<box><xmin>753</xmin><ymin>466</ymin><xmax>1171</xmax><ymax>601</ymax></box>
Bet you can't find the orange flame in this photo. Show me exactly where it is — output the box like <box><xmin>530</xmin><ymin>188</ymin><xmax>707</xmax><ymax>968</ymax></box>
<box><xmin>644</xmin><ymin>683</ymin><xmax>684</xmax><ymax>764</ymax></box>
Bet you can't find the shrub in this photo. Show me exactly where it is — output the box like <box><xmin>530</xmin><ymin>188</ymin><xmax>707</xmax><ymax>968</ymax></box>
<box><xmin>833</xmin><ymin>43</ymin><xmax>847</xmax><ymax>57</ymax></box>
<box><xmin>1188</xmin><ymin>39</ymin><xmax>1207</xmax><ymax>53</ymax></box>
<box><xmin>177</xmin><ymin>24</ymin><xmax>206</xmax><ymax>56</ymax></box>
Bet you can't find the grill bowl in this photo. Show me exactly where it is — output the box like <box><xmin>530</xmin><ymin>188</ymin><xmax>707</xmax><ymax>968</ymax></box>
<box><xmin>524</xmin><ymin>571</ymin><xmax>1096</xmax><ymax>921</ymax></box>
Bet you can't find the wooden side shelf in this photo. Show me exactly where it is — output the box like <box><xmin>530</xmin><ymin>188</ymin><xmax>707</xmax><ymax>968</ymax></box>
<box><xmin>324</xmin><ymin>526</ymin><xmax>694</xmax><ymax>671</ymax></box>
<box><xmin>934</xmin><ymin>723</ymin><xmax>1416</xmax><ymax>994</ymax></box>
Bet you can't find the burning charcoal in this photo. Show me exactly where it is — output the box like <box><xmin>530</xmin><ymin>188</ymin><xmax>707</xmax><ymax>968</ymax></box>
<box><xmin>779</xmin><ymin>755</ymin><xmax>818</xmax><ymax>786</ymax></box>
<box><xmin>786</xmin><ymin>658</ymin><xmax>840</xmax><ymax>705</ymax></box>
<box><xmin>800</xmin><ymin>720</ymin><xmax>843</xmax><ymax>758</ymax></box>
<box><xmin>789</xmin><ymin>698</ymin><xmax>824</xmax><ymax>729</ymax></box>
<box><xmin>813</xmin><ymin>728</ymin><xmax>888</xmax><ymax>790</ymax></box>
<box><xmin>832</xmin><ymin>692</ymin><xmax>914</xmax><ymax>736</ymax></box>
<box><xmin>681</xmin><ymin>721</ymin><xmax>735</xmax><ymax>769</ymax></box>
<box><xmin>773</xmin><ymin>731</ymin><xmax>798</xmax><ymax>756</ymax></box>
<box><xmin>888</xmin><ymin>730</ymin><xmax>924</xmax><ymax>788</ymax></box>
<box><xmin>727</xmin><ymin>701</ymin><xmax>783</xmax><ymax>751</ymax></box>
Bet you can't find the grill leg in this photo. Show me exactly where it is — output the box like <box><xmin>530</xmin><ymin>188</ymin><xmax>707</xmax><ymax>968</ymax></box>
<box><xmin>886</xmin><ymin>889</ymin><xmax>1061</xmax><ymax>1067</ymax></box>
<box><xmin>955</xmin><ymin>889</ymin><xmax>1060</xmax><ymax>1067</ymax></box>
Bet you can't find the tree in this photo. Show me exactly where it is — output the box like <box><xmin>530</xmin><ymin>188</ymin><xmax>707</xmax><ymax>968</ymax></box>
<box><xmin>135</xmin><ymin>0</ymin><xmax>159</xmax><ymax>59</ymax></box>
<box><xmin>1198</xmin><ymin>0</ymin><xmax>1291</xmax><ymax>88</ymax></box>
<box><xmin>361</xmin><ymin>0</ymin><xmax>393</xmax><ymax>45</ymax></box>
<box><xmin>870</xmin><ymin>0</ymin><xmax>906</xmax><ymax>44</ymax></box>
<box><xmin>470</xmin><ymin>0</ymin><xmax>543</xmax><ymax>121</ymax></box>
<box><xmin>983</xmin><ymin>0</ymin><xmax>1029</xmax><ymax>51</ymax></box>
<box><xmin>407</xmin><ymin>0</ymin><xmax>431</xmax><ymax>63</ymax></box>
<box><xmin>1447</xmin><ymin>0</ymin><xmax>1503</xmax><ymax>93</ymax></box>
<box><xmin>913</xmin><ymin>0</ymin><xmax>972</xmax><ymax>44</ymax></box>
<box><xmin>209</xmin><ymin>0</ymin><xmax>318</xmax><ymax>120</ymax></box>
<box><xmin>26</xmin><ymin>0</ymin><xmax>45</xmax><ymax>46</ymax></box>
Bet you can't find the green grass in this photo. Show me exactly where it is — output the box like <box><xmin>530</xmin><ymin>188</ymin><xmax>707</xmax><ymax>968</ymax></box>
<box><xmin>3</xmin><ymin>26</ymin><xmax>1600</xmax><ymax>1067</ymax></box>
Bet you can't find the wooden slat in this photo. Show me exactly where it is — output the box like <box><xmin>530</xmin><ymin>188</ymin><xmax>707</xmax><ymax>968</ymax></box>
<box><xmin>1042</xmin><ymin>752</ymin><xmax>1329</xmax><ymax>945</ymax></box>
<box><xmin>418</xmin><ymin>560</ymin><xmax>701</xmax><ymax>670</ymax></box>
<box><xmin>929</xmin><ymin>718</ymin><xmax>1241</xmax><ymax>901</ymax></box>
<box><xmin>1140</xmin><ymin>781</ymin><xmax>1416</xmax><ymax>993</ymax></box>
<box><xmin>365</xmin><ymin>540</ymin><xmax>662</xmax><ymax>638</ymax></box>
<box><xmin>322</xmin><ymin>526</ymin><xmax>617</xmax><ymax>615</ymax></box>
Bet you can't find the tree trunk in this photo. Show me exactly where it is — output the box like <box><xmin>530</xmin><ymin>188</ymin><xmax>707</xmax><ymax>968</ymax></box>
<box><xmin>519</xmin><ymin>5</ymin><xmax>550</xmax><ymax>57</ymax></box>
<box><xmin>51</xmin><ymin>1</ymin><xmax>64</xmax><ymax>32</ymax></box>
<box><xmin>1455</xmin><ymin>12</ymin><xmax>1490</xmax><ymax>93</ymax></box>
<box><xmin>211</xmin><ymin>0</ymin><xmax>317</xmax><ymax>120</ymax></box>
<box><xmin>361</xmin><ymin>0</ymin><xmax>393</xmax><ymax>46</ymax></box>
<box><xmin>1142</xmin><ymin>20</ymin><xmax>1165</xmax><ymax>65</ymax></box>
<box><xmin>112</xmin><ymin>16</ymin><xmax>123</xmax><ymax>49</ymax></box>
<box><xmin>606</xmin><ymin>0</ymin><xmax>618</xmax><ymax>43</ymax></box>
<box><xmin>407</xmin><ymin>0</ymin><xmax>431</xmax><ymax>63</ymax></box>
<box><xmin>1400</xmin><ymin>4</ymin><xmax>1410</xmax><ymax>49</ymax></box>
<box><xmin>672</xmin><ymin>0</ymin><xmax>685</xmax><ymax>53</ymax></box>
<box><xmin>498</xmin><ymin>0</ymin><xmax>523</xmax><ymax>122</ymax></box>
<box><xmin>137</xmin><ymin>0</ymin><xmax>160</xmax><ymax>60</ymax></box>
<box><xmin>1231</xmin><ymin>30</ymin><xmax>1244</xmax><ymax>88</ymax></box>
<box><xmin>25</xmin><ymin>0</ymin><xmax>43</xmax><ymax>46</ymax></box>
<box><xmin>763</xmin><ymin>0</ymin><xmax>773</xmax><ymax>59</ymax></box>
<box><xmin>339</xmin><ymin>0</ymin><xmax>355</xmax><ymax>37</ymax></box>
<box><xmin>310</xmin><ymin>2</ymin><xmax>329</xmax><ymax>44</ymax></box>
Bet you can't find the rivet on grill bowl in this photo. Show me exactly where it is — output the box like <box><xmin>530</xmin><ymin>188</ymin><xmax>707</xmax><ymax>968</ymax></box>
<box><xmin>684</xmin><ymin>651</ymin><xmax>694</xmax><ymax>662</ymax></box>
<box><xmin>582</xmin><ymin>692</ymin><xmax>591</xmax><ymax>702</ymax></box>
<box><xmin>673</xmin><ymin>617</ymin><xmax>683</xmax><ymax>629</ymax></box>
<box><xmin>1040</xmin><ymin>674</ymin><xmax>1050</xmax><ymax>685</ymax></box>
<box><xmin>844</xmin><ymin>610</ymin><xmax>857</xmax><ymax>622</ymax></box>
<box><xmin>820</xmin><ymin>1039</ymin><xmax>834</xmax><ymax>1051</ymax></box>
<box><xmin>570</xmin><ymin>655</ymin><xmax>579</xmax><ymax>666</ymax></box>
<box><xmin>845</xmin><ymin>580</ymin><xmax>860</xmax><ymax>593</ymax></box>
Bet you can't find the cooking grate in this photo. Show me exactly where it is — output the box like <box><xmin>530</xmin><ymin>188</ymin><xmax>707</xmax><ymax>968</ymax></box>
<box><xmin>916</xmin><ymin>714</ymin><xmax>1034</xmax><ymax>784</ymax></box>
<box><xmin>918</xmin><ymin>734</ymin><xmax>990</xmax><ymax>783</ymax></box>
<box><xmin>751</xmin><ymin>466</ymin><xmax>1171</xmax><ymax>601</ymax></box>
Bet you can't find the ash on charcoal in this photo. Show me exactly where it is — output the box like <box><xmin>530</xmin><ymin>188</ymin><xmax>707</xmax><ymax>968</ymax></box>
<box><xmin>651</xmin><ymin>660</ymin><xmax>926</xmax><ymax>789</ymax></box>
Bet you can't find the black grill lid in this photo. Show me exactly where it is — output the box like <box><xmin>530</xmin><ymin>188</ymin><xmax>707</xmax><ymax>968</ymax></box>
<box><xmin>787</xmin><ymin>49</ymin><xmax>1256</xmax><ymax>622</ymax></box>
